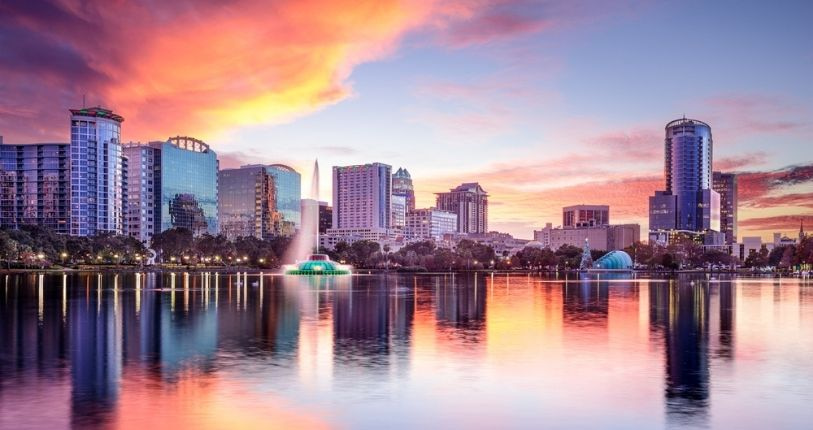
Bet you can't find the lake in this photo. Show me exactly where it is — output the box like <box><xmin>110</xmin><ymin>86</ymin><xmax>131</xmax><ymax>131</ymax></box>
<box><xmin>1</xmin><ymin>272</ymin><xmax>812</xmax><ymax>429</ymax></box>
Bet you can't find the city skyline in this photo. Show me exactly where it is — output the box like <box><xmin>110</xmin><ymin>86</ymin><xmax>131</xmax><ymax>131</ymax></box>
<box><xmin>1</xmin><ymin>1</ymin><xmax>812</xmax><ymax>241</ymax></box>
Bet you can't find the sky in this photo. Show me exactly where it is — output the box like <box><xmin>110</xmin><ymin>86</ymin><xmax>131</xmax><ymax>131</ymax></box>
<box><xmin>1</xmin><ymin>0</ymin><xmax>811</xmax><ymax>240</ymax></box>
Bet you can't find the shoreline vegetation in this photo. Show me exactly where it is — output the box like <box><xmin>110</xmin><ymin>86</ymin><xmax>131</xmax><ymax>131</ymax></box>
<box><xmin>2</xmin><ymin>226</ymin><xmax>811</xmax><ymax>275</ymax></box>
<box><xmin>0</xmin><ymin>267</ymin><xmax>809</xmax><ymax>279</ymax></box>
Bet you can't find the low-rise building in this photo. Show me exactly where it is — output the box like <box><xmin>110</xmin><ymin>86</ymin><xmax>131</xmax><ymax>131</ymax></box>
<box><xmin>533</xmin><ymin>223</ymin><xmax>640</xmax><ymax>251</ymax></box>
<box><xmin>405</xmin><ymin>208</ymin><xmax>457</xmax><ymax>242</ymax></box>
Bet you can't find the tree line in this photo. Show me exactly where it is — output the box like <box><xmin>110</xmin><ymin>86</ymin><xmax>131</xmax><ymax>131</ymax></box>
<box><xmin>2</xmin><ymin>225</ymin><xmax>810</xmax><ymax>272</ymax></box>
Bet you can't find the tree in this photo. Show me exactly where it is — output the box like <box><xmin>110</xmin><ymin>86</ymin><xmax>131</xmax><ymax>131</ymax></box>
<box><xmin>555</xmin><ymin>244</ymin><xmax>581</xmax><ymax>270</ymax></box>
<box><xmin>744</xmin><ymin>247</ymin><xmax>769</xmax><ymax>268</ymax></box>
<box><xmin>151</xmin><ymin>228</ymin><xmax>194</xmax><ymax>262</ymax></box>
<box><xmin>702</xmin><ymin>249</ymin><xmax>732</xmax><ymax>268</ymax></box>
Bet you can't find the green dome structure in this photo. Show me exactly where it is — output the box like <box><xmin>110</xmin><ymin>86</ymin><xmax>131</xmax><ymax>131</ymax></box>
<box><xmin>593</xmin><ymin>250</ymin><xmax>633</xmax><ymax>271</ymax></box>
<box><xmin>284</xmin><ymin>254</ymin><xmax>351</xmax><ymax>275</ymax></box>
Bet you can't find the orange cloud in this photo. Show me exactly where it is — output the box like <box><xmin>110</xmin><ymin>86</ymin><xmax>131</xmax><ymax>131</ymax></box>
<box><xmin>2</xmin><ymin>0</ymin><xmax>588</xmax><ymax>143</ymax></box>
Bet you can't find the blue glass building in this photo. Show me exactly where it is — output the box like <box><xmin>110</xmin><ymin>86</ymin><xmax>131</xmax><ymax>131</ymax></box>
<box><xmin>159</xmin><ymin>137</ymin><xmax>218</xmax><ymax>235</ymax></box>
<box><xmin>70</xmin><ymin>107</ymin><xmax>125</xmax><ymax>236</ymax></box>
<box><xmin>123</xmin><ymin>137</ymin><xmax>218</xmax><ymax>241</ymax></box>
<box><xmin>649</xmin><ymin>118</ymin><xmax>720</xmax><ymax>243</ymax></box>
<box><xmin>247</xmin><ymin>164</ymin><xmax>301</xmax><ymax>236</ymax></box>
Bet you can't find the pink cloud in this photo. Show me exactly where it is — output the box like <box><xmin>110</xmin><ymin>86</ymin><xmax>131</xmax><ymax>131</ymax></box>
<box><xmin>715</xmin><ymin>152</ymin><xmax>768</xmax><ymax>171</ymax></box>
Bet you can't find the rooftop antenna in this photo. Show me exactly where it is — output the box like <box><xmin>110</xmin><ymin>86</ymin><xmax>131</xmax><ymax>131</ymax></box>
<box><xmin>82</xmin><ymin>94</ymin><xmax>86</xmax><ymax>108</ymax></box>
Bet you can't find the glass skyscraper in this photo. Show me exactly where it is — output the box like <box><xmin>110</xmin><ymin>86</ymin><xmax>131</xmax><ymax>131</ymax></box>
<box><xmin>392</xmin><ymin>167</ymin><xmax>415</xmax><ymax>212</ymax></box>
<box><xmin>0</xmin><ymin>141</ymin><xmax>71</xmax><ymax>233</ymax></box>
<box><xmin>70</xmin><ymin>107</ymin><xmax>125</xmax><ymax>236</ymax></box>
<box><xmin>160</xmin><ymin>137</ymin><xmax>218</xmax><ymax>235</ymax></box>
<box><xmin>242</xmin><ymin>164</ymin><xmax>301</xmax><ymax>236</ymax></box>
<box><xmin>218</xmin><ymin>166</ymin><xmax>278</xmax><ymax>240</ymax></box>
<box><xmin>265</xmin><ymin>164</ymin><xmax>301</xmax><ymax>234</ymax></box>
<box><xmin>649</xmin><ymin>118</ymin><xmax>721</xmax><ymax>244</ymax></box>
<box><xmin>123</xmin><ymin>137</ymin><xmax>218</xmax><ymax>241</ymax></box>
<box><xmin>712</xmin><ymin>172</ymin><xmax>738</xmax><ymax>245</ymax></box>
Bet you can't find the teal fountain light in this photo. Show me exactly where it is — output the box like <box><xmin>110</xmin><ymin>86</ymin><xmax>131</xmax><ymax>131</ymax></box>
<box><xmin>283</xmin><ymin>159</ymin><xmax>352</xmax><ymax>275</ymax></box>
<box><xmin>283</xmin><ymin>254</ymin><xmax>351</xmax><ymax>275</ymax></box>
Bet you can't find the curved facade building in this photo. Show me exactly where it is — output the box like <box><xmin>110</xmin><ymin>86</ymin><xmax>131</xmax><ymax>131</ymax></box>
<box><xmin>160</xmin><ymin>137</ymin><xmax>218</xmax><ymax>235</ymax></box>
<box><xmin>123</xmin><ymin>136</ymin><xmax>218</xmax><ymax>242</ymax></box>
<box><xmin>664</xmin><ymin>118</ymin><xmax>715</xmax><ymax>232</ymax></box>
<box><xmin>70</xmin><ymin>107</ymin><xmax>125</xmax><ymax>236</ymax></box>
<box><xmin>649</xmin><ymin>118</ymin><xmax>721</xmax><ymax>243</ymax></box>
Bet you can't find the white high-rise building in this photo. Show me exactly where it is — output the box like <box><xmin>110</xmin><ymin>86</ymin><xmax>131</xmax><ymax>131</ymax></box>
<box><xmin>122</xmin><ymin>142</ymin><xmax>161</xmax><ymax>243</ymax></box>
<box><xmin>331</xmin><ymin>162</ymin><xmax>391</xmax><ymax>230</ymax></box>
<box><xmin>323</xmin><ymin>162</ymin><xmax>393</xmax><ymax>249</ymax></box>
<box><xmin>70</xmin><ymin>107</ymin><xmax>125</xmax><ymax>236</ymax></box>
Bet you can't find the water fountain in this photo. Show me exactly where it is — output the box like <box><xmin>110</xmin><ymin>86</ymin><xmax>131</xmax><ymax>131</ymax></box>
<box><xmin>283</xmin><ymin>159</ymin><xmax>351</xmax><ymax>275</ymax></box>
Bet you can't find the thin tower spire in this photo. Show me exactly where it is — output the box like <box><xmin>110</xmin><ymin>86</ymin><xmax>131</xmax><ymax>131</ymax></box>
<box><xmin>313</xmin><ymin>158</ymin><xmax>320</xmax><ymax>253</ymax></box>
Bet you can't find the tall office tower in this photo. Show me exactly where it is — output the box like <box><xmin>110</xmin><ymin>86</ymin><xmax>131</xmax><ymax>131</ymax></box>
<box><xmin>218</xmin><ymin>166</ymin><xmax>278</xmax><ymax>240</ymax></box>
<box><xmin>0</xmin><ymin>142</ymin><xmax>71</xmax><ymax>233</ymax></box>
<box><xmin>122</xmin><ymin>142</ymin><xmax>161</xmax><ymax>242</ymax></box>
<box><xmin>435</xmin><ymin>182</ymin><xmax>488</xmax><ymax>234</ymax></box>
<box><xmin>70</xmin><ymin>107</ymin><xmax>125</xmax><ymax>236</ymax></box>
<box><xmin>391</xmin><ymin>194</ymin><xmax>406</xmax><ymax>230</ymax></box>
<box><xmin>392</xmin><ymin>167</ymin><xmax>415</xmax><ymax>212</ymax></box>
<box><xmin>648</xmin><ymin>118</ymin><xmax>720</xmax><ymax>243</ymax></box>
<box><xmin>265</xmin><ymin>164</ymin><xmax>301</xmax><ymax>235</ymax></box>
<box><xmin>332</xmin><ymin>163</ymin><xmax>392</xmax><ymax>229</ymax></box>
<box><xmin>712</xmin><ymin>172</ymin><xmax>738</xmax><ymax>245</ymax></box>
<box><xmin>122</xmin><ymin>136</ymin><xmax>218</xmax><ymax>241</ymax></box>
<box><xmin>243</xmin><ymin>164</ymin><xmax>301</xmax><ymax>236</ymax></box>
<box><xmin>563</xmin><ymin>205</ymin><xmax>610</xmax><ymax>228</ymax></box>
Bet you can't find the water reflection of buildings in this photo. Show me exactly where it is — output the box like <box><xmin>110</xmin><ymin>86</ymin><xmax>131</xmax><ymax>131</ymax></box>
<box><xmin>435</xmin><ymin>274</ymin><xmax>486</xmax><ymax>334</ymax></box>
<box><xmin>563</xmin><ymin>276</ymin><xmax>609</xmax><ymax>326</ymax></box>
<box><xmin>649</xmin><ymin>279</ymin><xmax>711</xmax><ymax>426</ymax></box>
<box><xmin>70</xmin><ymin>274</ymin><xmax>122</xmax><ymax>426</ymax></box>
<box><xmin>332</xmin><ymin>277</ymin><xmax>393</xmax><ymax>368</ymax></box>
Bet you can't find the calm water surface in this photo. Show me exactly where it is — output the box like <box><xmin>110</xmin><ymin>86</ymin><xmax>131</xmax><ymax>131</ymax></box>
<box><xmin>1</xmin><ymin>272</ymin><xmax>812</xmax><ymax>429</ymax></box>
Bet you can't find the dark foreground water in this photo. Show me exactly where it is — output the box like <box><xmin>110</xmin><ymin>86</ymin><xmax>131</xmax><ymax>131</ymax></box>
<box><xmin>1</xmin><ymin>272</ymin><xmax>812</xmax><ymax>429</ymax></box>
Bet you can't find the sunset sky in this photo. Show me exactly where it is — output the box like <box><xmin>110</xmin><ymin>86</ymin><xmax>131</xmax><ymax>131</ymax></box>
<box><xmin>1</xmin><ymin>0</ymin><xmax>811</xmax><ymax>240</ymax></box>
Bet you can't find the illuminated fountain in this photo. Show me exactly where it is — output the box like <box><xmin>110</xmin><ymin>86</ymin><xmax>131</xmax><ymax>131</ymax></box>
<box><xmin>283</xmin><ymin>159</ymin><xmax>351</xmax><ymax>275</ymax></box>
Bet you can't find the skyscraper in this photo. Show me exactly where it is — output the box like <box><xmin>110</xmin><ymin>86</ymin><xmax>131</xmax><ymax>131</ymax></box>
<box><xmin>321</xmin><ymin>162</ymin><xmax>393</xmax><ymax>249</ymax></box>
<box><xmin>218</xmin><ymin>166</ymin><xmax>278</xmax><ymax>240</ymax></box>
<box><xmin>332</xmin><ymin>162</ymin><xmax>391</xmax><ymax>230</ymax></box>
<box><xmin>70</xmin><ymin>107</ymin><xmax>125</xmax><ymax>236</ymax></box>
<box><xmin>435</xmin><ymin>182</ymin><xmax>488</xmax><ymax>234</ymax></box>
<box><xmin>391</xmin><ymin>194</ymin><xmax>406</xmax><ymax>230</ymax></box>
<box><xmin>392</xmin><ymin>167</ymin><xmax>415</xmax><ymax>212</ymax></box>
<box><xmin>160</xmin><ymin>137</ymin><xmax>218</xmax><ymax>235</ymax></box>
<box><xmin>122</xmin><ymin>142</ymin><xmax>161</xmax><ymax>242</ymax></box>
<box><xmin>243</xmin><ymin>164</ymin><xmax>301</xmax><ymax>236</ymax></box>
<box><xmin>0</xmin><ymin>142</ymin><xmax>70</xmax><ymax>233</ymax></box>
<box><xmin>122</xmin><ymin>136</ymin><xmax>218</xmax><ymax>241</ymax></box>
<box><xmin>648</xmin><ymin>118</ymin><xmax>720</xmax><ymax>244</ymax></box>
<box><xmin>712</xmin><ymin>172</ymin><xmax>737</xmax><ymax>245</ymax></box>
